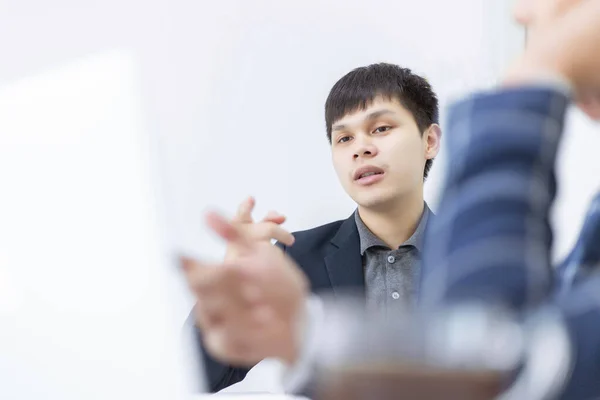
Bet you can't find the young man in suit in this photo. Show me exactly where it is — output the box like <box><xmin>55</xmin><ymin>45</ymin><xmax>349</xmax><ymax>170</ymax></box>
<box><xmin>184</xmin><ymin>63</ymin><xmax>442</xmax><ymax>392</ymax></box>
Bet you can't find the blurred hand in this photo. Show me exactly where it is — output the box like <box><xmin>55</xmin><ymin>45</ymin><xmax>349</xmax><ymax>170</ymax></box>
<box><xmin>224</xmin><ymin>196</ymin><xmax>295</xmax><ymax>262</ymax></box>
<box><xmin>182</xmin><ymin>211</ymin><xmax>308</xmax><ymax>366</ymax></box>
<box><xmin>507</xmin><ymin>0</ymin><xmax>600</xmax><ymax>119</ymax></box>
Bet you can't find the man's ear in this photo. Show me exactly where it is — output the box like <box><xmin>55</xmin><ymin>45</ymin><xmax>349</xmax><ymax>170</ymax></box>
<box><xmin>425</xmin><ymin>124</ymin><xmax>442</xmax><ymax>160</ymax></box>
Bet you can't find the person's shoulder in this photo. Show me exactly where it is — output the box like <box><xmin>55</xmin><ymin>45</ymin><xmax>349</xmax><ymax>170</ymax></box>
<box><xmin>291</xmin><ymin>218</ymin><xmax>348</xmax><ymax>245</ymax></box>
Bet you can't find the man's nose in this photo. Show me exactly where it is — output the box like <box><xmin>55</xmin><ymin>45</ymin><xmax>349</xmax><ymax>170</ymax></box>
<box><xmin>353</xmin><ymin>138</ymin><xmax>378</xmax><ymax>160</ymax></box>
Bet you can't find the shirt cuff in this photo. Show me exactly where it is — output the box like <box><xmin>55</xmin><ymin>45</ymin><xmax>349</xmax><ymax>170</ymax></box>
<box><xmin>281</xmin><ymin>295</ymin><xmax>324</xmax><ymax>394</ymax></box>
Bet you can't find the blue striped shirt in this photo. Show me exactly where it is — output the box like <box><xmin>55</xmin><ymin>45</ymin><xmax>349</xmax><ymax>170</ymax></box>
<box><xmin>419</xmin><ymin>87</ymin><xmax>600</xmax><ymax>399</ymax></box>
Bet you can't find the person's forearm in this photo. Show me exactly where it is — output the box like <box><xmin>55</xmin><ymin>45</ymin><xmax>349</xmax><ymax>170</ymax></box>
<box><xmin>420</xmin><ymin>86</ymin><xmax>570</xmax><ymax>310</ymax></box>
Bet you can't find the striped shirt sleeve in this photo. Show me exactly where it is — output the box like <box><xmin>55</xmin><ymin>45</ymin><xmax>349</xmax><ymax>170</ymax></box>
<box><xmin>419</xmin><ymin>87</ymin><xmax>570</xmax><ymax>311</ymax></box>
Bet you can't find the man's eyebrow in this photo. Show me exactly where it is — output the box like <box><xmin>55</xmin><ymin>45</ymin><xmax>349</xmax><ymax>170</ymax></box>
<box><xmin>332</xmin><ymin>123</ymin><xmax>347</xmax><ymax>132</ymax></box>
<box><xmin>365</xmin><ymin>109</ymin><xmax>395</xmax><ymax>121</ymax></box>
<box><xmin>332</xmin><ymin>109</ymin><xmax>395</xmax><ymax>132</ymax></box>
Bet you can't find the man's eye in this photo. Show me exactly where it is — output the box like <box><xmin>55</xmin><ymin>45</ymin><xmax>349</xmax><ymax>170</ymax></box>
<box><xmin>373</xmin><ymin>126</ymin><xmax>391</xmax><ymax>133</ymax></box>
<box><xmin>337</xmin><ymin>136</ymin><xmax>351</xmax><ymax>143</ymax></box>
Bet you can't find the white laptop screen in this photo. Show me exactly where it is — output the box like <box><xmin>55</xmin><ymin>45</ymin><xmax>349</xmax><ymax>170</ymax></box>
<box><xmin>0</xmin><ymin>50</ymin><xmax>201</xmax><ymax>400</ymax></box>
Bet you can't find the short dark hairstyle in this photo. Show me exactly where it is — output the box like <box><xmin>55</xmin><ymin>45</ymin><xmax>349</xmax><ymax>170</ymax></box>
<box><xmin>325</xmin><ymin>63</ymin><xmax>439</xmax><ymax>179</ymax></box>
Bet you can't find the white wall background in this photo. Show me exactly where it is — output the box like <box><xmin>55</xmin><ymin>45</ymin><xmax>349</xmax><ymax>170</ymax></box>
<box><xmin>2</xmin><ymin>1</ymin><xmax>597</xmax><ymax>330</ymax></box>
<box><xmin>554</xmin><ymin>110</ymin><xmax>600</xmax><ymax>260</ymax></box>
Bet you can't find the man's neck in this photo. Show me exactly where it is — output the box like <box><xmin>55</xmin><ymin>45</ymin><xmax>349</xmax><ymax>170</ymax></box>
<box><xmin>357</xmin><ymin>194</ymin><xmax>425</xmax><ymax>249</ymax></box>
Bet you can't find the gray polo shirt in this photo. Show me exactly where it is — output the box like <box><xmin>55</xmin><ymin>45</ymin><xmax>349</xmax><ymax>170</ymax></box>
<box><xmin>354</xmin><ymin>204</ymin><xmax>431</xmax><ymax>317</ymax></box>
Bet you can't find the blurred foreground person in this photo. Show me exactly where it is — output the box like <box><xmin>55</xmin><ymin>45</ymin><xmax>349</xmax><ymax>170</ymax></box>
<box><xmin>420</xmin><ymin>0</ymin><xmax>600</xmax><ymax>398</ymax></box>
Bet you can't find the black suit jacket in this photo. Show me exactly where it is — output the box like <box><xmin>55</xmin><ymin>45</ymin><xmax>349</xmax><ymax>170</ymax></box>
<box><xmin>195</xmin><ymin>214</ymin><xmax>366</xmax><ymax>392</ymax></box>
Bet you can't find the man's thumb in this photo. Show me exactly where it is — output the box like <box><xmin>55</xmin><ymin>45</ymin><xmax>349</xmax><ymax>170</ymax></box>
<box><xmin>234</xmin><ymin>196</ymin><xmax>255</xmax><ymax>223</ymax></box>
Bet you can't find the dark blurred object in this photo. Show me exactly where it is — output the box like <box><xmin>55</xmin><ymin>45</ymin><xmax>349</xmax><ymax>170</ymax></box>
<box><xmin>317</xmin><ymin>363</ymin><xmax>503</xmax><ymax>400</ymax></box>
<box><xmin>311</xmin><ymin>298</ymin><xmax>569</xmax><ymax>400</ymax></box>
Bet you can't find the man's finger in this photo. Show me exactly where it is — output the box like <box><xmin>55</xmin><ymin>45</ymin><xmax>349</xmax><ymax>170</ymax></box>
<box><xmin>180</xmin><ymin>255</ymin><xmax>215</xmax><ymax>271</ymax></box>
<box><xmin>186</xmin><ymin>265</ymin><xmax>225</xmax><ymax>294</ymax></box>
<box><xmin>262</xmin><ymin>210</ymin><xmax>286</xmax><ymax>225</ymax></box>
<box><xmin>252</xmin><ymin>222</ymin><xmax>295</xmax><ymax>246</ymax></box>
<box><xmin>234</xmin><ymin>196</ymin><xmax>255</xmax><ymax>223</ymax></box>
<box><xmin>205</xmin><ymin>211</ymin><xmax>253</xmax><ymax>249</ymax></box>
<box><xmin>181</xmin><ymin>257</ymin><xmax>245</xmax><ymax>294</ymax></box>
<box><xmin>180</xmin><ymin>256</ymin><xmax>214</xmax><ymax>284</ymax></box>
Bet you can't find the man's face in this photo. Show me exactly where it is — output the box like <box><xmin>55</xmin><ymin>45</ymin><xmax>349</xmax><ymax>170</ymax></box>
<box><xmin>330</xmin><ymin>97</ymin><xmax>439</xmax><ymax>210</ymax></box>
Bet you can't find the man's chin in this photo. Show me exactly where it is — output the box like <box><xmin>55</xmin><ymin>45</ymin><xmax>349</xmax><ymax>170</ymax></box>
<box><xmin>353</xmin><ymin>193</ymin><xmax>397</xmax><ymax>210</ymax></box>
<box><xmin>578</xmin><ymin>99</ymin><xmax>600</xmax><ymax>121</ymax></box>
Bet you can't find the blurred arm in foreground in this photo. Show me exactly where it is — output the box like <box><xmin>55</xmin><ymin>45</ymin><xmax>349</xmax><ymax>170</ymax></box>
<box><xmin>419</xmin><ymin>1</ymin><xmax>600</xmax><ymax>398</ymax></box>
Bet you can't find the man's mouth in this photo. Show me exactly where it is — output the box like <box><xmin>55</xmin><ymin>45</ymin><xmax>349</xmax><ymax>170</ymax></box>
<box><xmin>353</xmin><ymin>166</ymin><xmax>385</xmax><ymax>186</ymax></box>
<box><xmin>353</xmin><ymin>165</ymin><xmax>385</xmax><ymax>181</ymax></box>
<box><xmin>357</xmin><ymin>171</ymin><xmax>382</xmax><ymax>179</ymax></box>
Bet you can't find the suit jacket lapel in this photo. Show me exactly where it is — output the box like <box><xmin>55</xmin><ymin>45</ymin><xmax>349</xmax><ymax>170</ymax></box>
<box><xmin>324</xmin><ymin>214</ymin><xmax>365</xmax><ymax>298</ymax></box>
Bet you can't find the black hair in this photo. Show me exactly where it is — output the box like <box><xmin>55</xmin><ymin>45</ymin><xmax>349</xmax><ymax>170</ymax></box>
<box><xmin>325</xmin><ymin>63</ymin><xmax>439</xmax><ymax>179</ymax></box>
